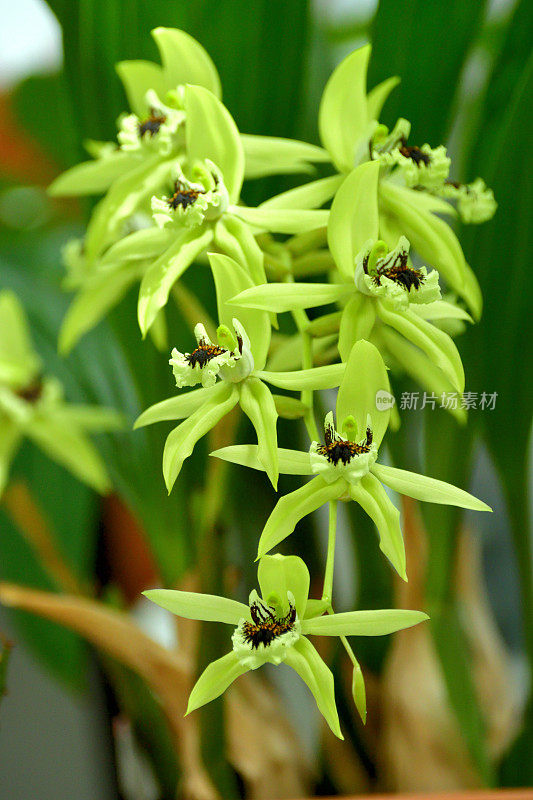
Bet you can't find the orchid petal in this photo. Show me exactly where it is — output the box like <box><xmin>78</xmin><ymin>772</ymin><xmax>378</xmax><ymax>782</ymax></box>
<box><xmin>241</xmin><ymin>134</ymin><xmax>330</xmax><ymax>179</ymax></box>
<box><xmin>231</xmin><ymin>206</ymin><xmax>328</xmax><ymax>235</ymax></box>
<box><xmin>135</xmin><ymin>386</ymin><xmax>221</xmax><ymax>429</ymax></box>
<box><xmin>210</xmin><ymin>445</ymin><xmax>313</xmax><ymax>476</ymax></box>
<box><xmin>143</xmin><ymin>589</ymin><xmax>248</xmax><ymax>625</ymax></box>
<box><xmin>261</xmin><ymin>175</ymin><xmax>343</xmax><ymax>211</ymax></box>
<box><xmin>302</xmin><ymin>608</ymin><xmax>428</xmax><ymax>637</ymax></box>
<box><xmin>338</xmin><ymin>294</ymin><xmax>376</xmax><ymax>362</ymax></box>
<box><xmin>336</xmin><ymin>340</ymin><xmax>390</xmax><ymax>447</ymax></box>
<box><xmin>187</xmin><ymin>652</ymin><xmax>248</xmax><ymax>715</ymax></box>
<box><xmin>152</xmin><ymin>27</ymin><xmax>221</xmax><ymax>98</ymax></box>
<box><xmin>238</xmin><ymin>378</ymin><xmax>278</xmax><ymax>489</ymax></box>
<box><xmin>115</xmin><ymin>59</ymin><xmax>167</xmax><ymax>118</ymax></box>
<box><xmin>258</xmin><ymin>554</ymin><xmax>310</xmax><ymax>620</ymax></box>
<box><xmin>231</xmin><ymin>282</ymin><xmax>350</xmax><ymax>313</ymax></box>
<box><xmin>257</xmin><ymin>363</ymin><xmax>344</xmax><ymax>391</ymax></box>
<box><xmin>284</xmin><ymin>637</ymin><xmax>342</xmax><ymax>738</ymax></box>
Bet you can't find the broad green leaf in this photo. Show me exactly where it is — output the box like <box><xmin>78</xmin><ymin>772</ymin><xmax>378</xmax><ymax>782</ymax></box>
<box><xmin>371</xmin><ymin>463</ymin><xmax>491</xmax><ymax>511</ymax></box>
<box><xmin>238</xmin><ymin>378</ymin><xmax>278</xmax><ymax>489</ymax></box>
<box><xmin>185</xmin><ymin>84</ymin><xmax>243</xmax><ymax>203</ymax></box>
<box><xmin>208</xmin><ymin>252</ymin><xmax>270</xmax><ymax>370</ymax></box>
<box><xmin>115</xmin><ymin>60</ymin><xmax>168</xmax><ymax>118</ymax></box>
<box><xmin>162</xmin><ymin>383</ymin><xmax>238</xmax><ymax>492</ymax></box>
<box><xmin>261</xmin><ymin>175</ymin><xmax>343</xmax><ymax>211</ymax></box>
<box><xmin>48</xmin><ymin>150</ymin><xmax>144</xmax><ymax>197</ymax></box>
<box><xmin>134</xmin><ymin>387</ymin><xmax>219</xmax><ymax>429</ymax></box>
<box><xmin>302</xmin><ymin>608</ymin><xmax>428</xmax><ymax>637</ymax></box>
<box><xmin>152</xmin><ymin>27</ymin><xmax>221</xmax><ymax>99</ymax></box>
<box><xmin>338</xmin><ymin>294</ymin><xmax>376</xmax><ymax>362</ymax></box>
<box><xmin>257</xmin><ymin>362</ymin><xmax>344</xmax><ymax>391</ymax></box>
<box><xmin>336</xmin><ymin>340</ymin><xmax>390</xmax><ymax>447</ymax></box>
<box><xmin>138</xmin><ymin>227</ymin><xmax>213</xmax><ymax>337</ymax></box>
<box><xmin>187</xmin><ymin>652</ymin><xmax>247</xmax><ymax>715</ymax></box>
<box><xmin>232</xmin><ymin>206</ymin><xmax>329</xmax><ymax>235</ymax></box>
<box><xmin>377</xmin><ymin>301</ymin><xmax>465</xmax><ymax>392</ymax></box>
<box><xmin>257</xmin><ymin>477</ymin><xmax>346</xmax><ymax>558</ymax></box>
<box><xmin>258</xmin><ymin>554</ymin><xmax>310</xmax><ymax>620</ymax></box>
<box><xmin>231</xmin><ymin>282</ymin><xmax>350</xmax><ymax>313</ymax></box>
<box><xmin>318</xmin><ymin>44</ymin><xmax>371</xmax><ymax>172</ymax></box>
<box><xmin>210</xmin><ymin>444</ymin><xmax>313</xmax><ymax>476</ymax></box>
<box><xmin>348</xmin><ymin>473</ymin><xmax>406</xmax><ymax>581</ymax></box>
<box><xmin>143</xmin><ymin>589</ymin><xmax>248</xmax><ymax>625</ymax></box>
<box><xmin>241</xmin><ymin>134</ymin><xmax>330</xmax><ymax>179</ymax></box>
<box><xmin>284</xmin><ymin>637</ymin><xmax>342</xmax><ymax>738</ymax></box>
<box><xmin>328</xmin><ymin>162</ymin><xmax>380</xmax><ymax>280</ymax></box>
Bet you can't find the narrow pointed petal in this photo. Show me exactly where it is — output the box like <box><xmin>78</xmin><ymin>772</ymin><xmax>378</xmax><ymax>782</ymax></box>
<box><xmin>52</xmin><ymin>405</ymin><xmax>124</xmax><ymax>432</ymax></box>
<box><xmin>261</xmin><ymin>175</ymin><xmax>343</xmax><ymax>211</ymax></box>
<box><xmin>302</xmin><ymin>608</ymin><xmax>428</xmax><ymax>637</ymax></box>
<box><xmin>410</xmin><ymin>301</ymin><xmax>473</xmax><ymax>323</ymax></box>
<box><xmin>231</xmin><ymin>282</ymin><xmax>350</xmax><ymax>313</ymax></box>
<box><xmin>0</xmin><ymin>291</ymin><xmax>41</xmax><ymax>386</ymax></box>
<box><xmin>328</xmin><ymin>162</ymin><xmax>380</xmax><ymax>280</ymax></box>
<box><xmin>59</xmin><ymin>266</ymin><xmax>140</xmax><ymax>354</ymax></box>
<box><xmin>152</xmin><ymin>27</ymin><xmax>221</xmax><ymax>98</ymax></box>
<box><xmin>0</xmin><ymin>418</ymin><xmax>21</xmax><ymax>497</ymax></box>
<box><xmin>348</xmin><ymin>473</ymin><xmax>406</xmax><ymax>580</ymax></box>
<box><xmin>115</xmin><ymin>59</ymin><xmax>167</xmax><ymax>118</ymax></box>
<box><xmin>257</xmin><ymin>363</ymin><xmax>344</xmax><ymax>391</ymax></box>
<box><xmin>187</xmin><ymin>652</ymin><xmax>248</xmax><ymax>715</ymax></box>
<box><xmin>336</xmin><ymin>340</ymin><xmax>390</xmax><ymax>447</ymax></box>
<box><xmin>366</xmin><ymin>75</ymin><xmax>400</xmax><ymax>121</ymax></box>
<box><xmin>231</xmin><ymin>206</ymin><xmax>329</xmax><ymax>235</ymax></box>
<box><xmin>257</xmin><ymin>477</ymin><xmax>346</xmax><ymax>559</ymax></box>
<box><xmin>143</xmin><ymin>589</ymin><xmax>248</xmax><ymax>625</ymax></box>
<box><xmin>185</xmin><ymin>84</ymin><xmax>243</xmax><ymax>202</ymax></box>
<box><xmin>48</xmin><ymin>150</ymin><xmax>144</xmax><ymax>197</ymax></box>
<box><xmin>241</xmin><ymin>134</ymin><xmax>330</xmax><ymax>179</ymax></box>
<box><xmin>284</xmin><ymin>637</ymin><xmax>343</xmax><ymax>738</ymax></box>
<box><xmin>371</xmin><ymin>462</ymin><xmax>491</xmax><ymax>512</ymax></box>
<box><xmin>208</xmin><ymin>252</ymin><xmax>270</xmax><ymax>369</ymax></box>
<box><xmin>338</xmin><ymin>294</ymin><xmax>376</xmax><ymax>362</ymax></box>
<box><xmin>377</xmin><ymin>301</ymin><xmax>465</xmax><ymax>393</ymax></box>
<box><xmin>238</xmin><ymin>378</ymin><xmax>279</xmax><ymax>489</ymax></box>
<box><xmin>219</xmin><ymin>215</ymin><xmax>267</xmax><ymax>286</ymax></box>
<box><xmin>135</xmin><ymin>386</ymin><xmax>221</xmax><ymax>429</ymax></box>
<box><xmin>210</xmin><ymin>444</ymin><xmax>313</xmax><ymax>476</ymax></box>
<box><xmin>163</xmin><ymin>383</ymin><xmax>238</xmax><ymax>492</ymax></box>
<box><xmin>318</xmin><ymin>44</ymin><xmax>371</xmax><ymax>172</ymax></box>
<box><xmin>138</xmin><ymin>227</ymin><xmax>213</xmax><ymax>337</ymax></box>
<box><xmin>258</xmin><ymin>554</ymin><xmax>310</xmax><ymax>620</ymax></box>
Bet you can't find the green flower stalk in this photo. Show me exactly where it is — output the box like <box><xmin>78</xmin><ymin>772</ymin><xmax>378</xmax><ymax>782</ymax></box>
<box><xmin>211</xmin><ymin>341</ymin><xmax>491</xmax><ymax>579</ymax></box>
<box><xmin>232</xmin><ymin>163</ymin><xmax>469</xmax><ymax>393</ymax></box>
<box><xmin>144</xmin><ymin>553</ymin><xmax>428</xmax><ymax>737</ymax></box>
<box><xmin>134</xmin><ymin>255</ymin><xmax>346</xmax><ymax>491</ymax></box>
<box><xmin>0</xmin><ymin>291</ymin><xmax>122</xmax><ymax>496</ymax></box>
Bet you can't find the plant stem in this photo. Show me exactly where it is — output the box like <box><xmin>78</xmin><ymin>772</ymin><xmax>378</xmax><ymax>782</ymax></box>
<box><xmin>322</xmin><ymin>500</ymin><xmax>338</xmax><ymax>605</ymax></box>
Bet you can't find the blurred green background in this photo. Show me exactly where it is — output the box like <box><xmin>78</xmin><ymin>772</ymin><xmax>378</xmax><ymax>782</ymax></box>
<box><xmin>0</xmin><ymin>1</ymin><xmax>531</xmax><ymax>798</ymax></box>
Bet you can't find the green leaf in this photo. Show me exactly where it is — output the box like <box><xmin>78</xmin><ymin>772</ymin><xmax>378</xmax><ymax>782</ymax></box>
<box><xmin>348</xmin><ymin>473</ymin><xmax>406</xmax><ymax>581</ymax></box>
<box><xmin>318</xmin><ymin>44</ymin><xmax>371</xmax><ymax>172</ymax></box>
<box><xmin>187</xmin><ymin>652</ymin><xmax>247</xmax><ymax>715</ymax></box>
<box><xmin>336</xmin><ymin>339</ymin><xmax>390</xmax><ymax>447</ymax></box>
<box><xmin>371</xmin><ymin>463</ymin><xmax>491</xmax><ymax>512</ymax></box>
<box><xmin>238</xmin><ymin>378</ymin><xmax>278</xmax><ymax>489</ymax></box>
<box><xmin>328</xmin><ymin>162</ymin><xmax>380</xmax><ymax>281</ymax></box>
<box><xmin>143</xmin><ymin>589</ymin><xmax>248</xmax><ymax>625</ymax></box>
<box><xmin>302</xmin><ymin>608</ymin><xmax>428</xmax><ymax>637</ymax></box>
<box><xmin>138</xmin><ymin>226</ymin><xmax>213</xmax><ymax>337</ymax></box>
<box><xmin>258</xmin><ymin>554</ymin><xmax>310</xmax><ymax>620</ymax></box>
<box><xmin>284</xmin><ymin>637</ymin><xmax>342</xmax><ymax>738</ymax></box>
<box><xmin>185</xmin><ymin>84</ymin><xmax>243</xmax><ymax>203</ymax></box>
<box><xmin>257</xmin><ymin>477</ymin><xmax>345</xmax><ymax>559</ymax></box>
<box><xmin>152</xmin><ymin>27</ymin><xmax>221</xmax><ymax>98</ymax></box>
<box><xmin>210</xmin><ymin>444</ymin><xmax>313</xmax><ymax>476</ymax></box>
<box><xmin>162</xmin><ymin>383</ymin><xmax>238</xmax><ymax>492</ymax></box>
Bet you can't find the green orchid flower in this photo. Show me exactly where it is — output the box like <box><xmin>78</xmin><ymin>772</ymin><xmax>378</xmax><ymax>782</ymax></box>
<box><xmin>210</xmin><ymin>341</ymin><xmax>491</xmax><ymax>580</ymax></box>
<box><xmin>144</xmin><ymin>552</ymin><xmax>428</xmax><ymax>737</ymax></box>
<box><xmin>0</xmin><ymin>291</ymin><xmax>123</xmax><ymax>496</ymax></box>
<box><xmin>134</xmin><ymin>254</ymin><xmax>346</xmax><ymax>491</ymax></box>
<box><xmin>262</xmin><ymin>45</ymin><xmax>495</xmax><ymax>315</ymax></box>
<box><xmin>232</xmin><ymin>163</ymin><xmax>468</xmax><ymax>394</ymax></box>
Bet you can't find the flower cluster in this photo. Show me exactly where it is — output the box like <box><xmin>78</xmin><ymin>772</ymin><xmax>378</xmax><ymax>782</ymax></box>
<box><xmin>50</xmin><ymin>29</ymin><xmax>495</xmax><ymax>736</ymax></box>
